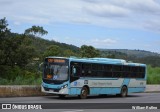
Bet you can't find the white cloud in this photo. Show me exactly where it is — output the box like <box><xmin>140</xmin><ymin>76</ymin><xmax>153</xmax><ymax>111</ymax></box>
<box><xmin>51</xmin><ymin>36</ymin><xmax>117</xmax><ymax>48</ymax></box>
<box><xmin>114</xmin><ymin>0</ymin><xmax>160</xmax><ymax>15</ymax></box>
<box><xmin>70</xmin><ymin>18</ymin><xmax>91</xmax><ymax>24</ymax></box>
<box><xmin>84</xmin><ymin>3</ymin><xmax>130</xmax><ymax>17</ymax></box>
<box><xmin>0</xmin><ymin>0</ymin><xmax>160</xmax><ymax>33</ymax></box>
<box><xmin>88</xmin><ymin>38</ymin><xmax>117</xmax><ymax>48</ymax></box>
<box><xmin>91</xmin><ymin>38</ymin><xmax>117</xmax><ymax>44</ymax></box>
<box><xmin>142</xmin><ymin>20</ymin><xmax>160</xmax><ymax>32</ymax></box>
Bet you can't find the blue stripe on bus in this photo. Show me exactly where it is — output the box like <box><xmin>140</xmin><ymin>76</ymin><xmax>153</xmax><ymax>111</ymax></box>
<box><xmin>70</xmin><ymin>87</ymin><xmax>121</xmax><ymax>95</ymax></box>
<box><xmin>70</xmin><ymin>88</ymin><xmax>81</xmax><ymax>95</ymax></box>
<box><xmin>90</xmin><ymin>88</ymin><xmax>121</xmax><ymax>95</ymax></box>
<box><xmin>128</xmin><ymin>87</ymin><xmax>145</xmax><ymax>93</ymax></box>
<box><xmin>69</xmin><ymin>87</ymin><xmax>145</xmax><ymax>95</ymax></box>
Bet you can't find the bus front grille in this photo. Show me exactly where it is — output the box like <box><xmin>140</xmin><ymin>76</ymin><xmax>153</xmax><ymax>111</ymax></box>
<box><xmin>44</xmin><ymin>87</ymin><xmax>60</xmax><ymax>92</ymax></box>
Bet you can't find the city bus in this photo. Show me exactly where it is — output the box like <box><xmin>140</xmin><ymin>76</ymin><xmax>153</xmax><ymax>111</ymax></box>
<box><xmin>41</xmin><ymin>57</ymin><xmax>146</xmax><ymax>99</ymax></box>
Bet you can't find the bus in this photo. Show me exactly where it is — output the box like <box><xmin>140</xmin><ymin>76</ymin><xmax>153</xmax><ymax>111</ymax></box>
<box><xmin>41</xmin><ymin>57</ymin><xmax>146</xmax><ymax>99</ymax></box>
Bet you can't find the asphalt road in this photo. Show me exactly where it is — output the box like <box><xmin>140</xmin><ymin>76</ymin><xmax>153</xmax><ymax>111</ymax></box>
<box><xmin>0</xmin><ymin>93</ymin><xmax>160</xmax><ymax>112</ymax></box>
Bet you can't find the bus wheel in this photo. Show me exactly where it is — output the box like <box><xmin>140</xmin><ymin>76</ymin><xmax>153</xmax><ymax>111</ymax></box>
<box><xmin>120</xmin><ymin>86</ymin><xmax>128</xmax><ymax>97</ymax></box>
<box><xmin>79</xmin><ymin>87</ymin><xmax>88</xmax><ymax>99</ymax></box>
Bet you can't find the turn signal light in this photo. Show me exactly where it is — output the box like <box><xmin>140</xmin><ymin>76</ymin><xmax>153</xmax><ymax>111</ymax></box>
<box><xmin>47</xmin><ymin>74</ymin><xmax>52</xmax><ymax>79</ymax></box>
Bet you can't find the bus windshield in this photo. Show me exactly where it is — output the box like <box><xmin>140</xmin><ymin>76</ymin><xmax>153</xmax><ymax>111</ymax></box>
<box><xmin>44</xmin><ymin>64</ymin><xmax>68</xmax><ymax>81</ymax></box>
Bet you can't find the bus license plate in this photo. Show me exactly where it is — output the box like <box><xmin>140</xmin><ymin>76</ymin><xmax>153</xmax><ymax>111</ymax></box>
<box><xmin>49</xmin><ymin>89</ymin><xmax>54</xmax><ymax>92</ymax></box>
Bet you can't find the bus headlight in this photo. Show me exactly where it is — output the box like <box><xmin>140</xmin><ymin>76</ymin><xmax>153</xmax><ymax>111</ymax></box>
<box><xmin>61</xmin><ymin>84</ymin><xmax>68</xmax><ymax>89</ymax></box>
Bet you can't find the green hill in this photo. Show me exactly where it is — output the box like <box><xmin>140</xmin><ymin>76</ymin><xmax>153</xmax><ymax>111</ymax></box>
<box><xmin>99</xmin><ymin>49</ymin><xmax>160</xmax><ymax>58</ymax></box>
<box><xmin>29</xmin><ymin>36</ymin><xmax>80</xmax><ymax>55</ymax></box>
<box><xmin>99</xmin><ymin>49</ymin><xmax>160</xmax><ymax>67</ymax></box>
<box><xmin>27</xmin><ymin>36</ymin><xmax>160</xmax><ymax>67</ymax></box>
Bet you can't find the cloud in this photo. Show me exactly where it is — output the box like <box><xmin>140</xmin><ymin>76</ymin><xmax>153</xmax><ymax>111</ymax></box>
<box><xmin>84</xmin><ymin>3</ymin><xmax>130</xmax><ymax>18</ymax></box>
<box><xmin>88</xmin><ymin>38</ymin><xmax>117</xmax><ymax>48</ymax></box>
<box><xmin>70</xmin><ymin>18</ymin><xmax>91</xmax><ymax>24</ymax></box>
<box><xmin>0</xmin><ymin>0</ymin><xmax>14</xmax><ymax>6</ymax></box>
<box><xmin>142</xmin><ymin>20</ymin><xmax>160</xmax><ymax>32</ymax></box>
<box><xmin>92</xmin><ymin>38</ymin><xmax>117</xmax><ymax>44</ymax></box>
<box><xmin>51</xmin><ymin>36</ymin><xmax>117</xmax><ymax>48</ymax></box>
<box><xmin>155</xmin><ymin>40</ymin><xmax>160</xmax><ymax>45</ymax></box>
<box><xmin>120</xmin><ymin>0</ymin><xmax>160</xmax><ymax>15</ymax></box>
<box><xmin>0</xmin><ymin>0</ymin><xmax>160</xmax><ymax>33</ymax></box>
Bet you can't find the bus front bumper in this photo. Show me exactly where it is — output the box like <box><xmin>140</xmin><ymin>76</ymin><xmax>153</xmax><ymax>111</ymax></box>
<box><xmin>41</xmin><ymin>85</ymin><xmax>69</xmax><ymax>95</ymax></box>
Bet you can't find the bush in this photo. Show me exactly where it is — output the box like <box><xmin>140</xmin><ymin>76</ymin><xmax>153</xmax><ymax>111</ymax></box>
<box><xmin>0</xmin><ymin>68</ymin><xmax>42</xmax><ymax>85</ymax></box>
<box><xmin>0</xmin><ymin>78</ymin><xmax>8</xmax><ymax>85</ymax></box>
<box><xmin>147</xmin><ymin>65</ymin><xmax>160</xmax><ymax>84</ymax></box>
<box><xmin>0</xmin><ymin>65</ymin><xmax>23</xmax><ymax>80</ymax></box>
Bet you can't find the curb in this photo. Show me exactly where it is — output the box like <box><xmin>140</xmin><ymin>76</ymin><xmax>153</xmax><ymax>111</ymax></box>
<box><xmin>0</xmin><ymin>85</ymin><xmax>160</xmax><ymax>97</ymax></box>
<box><xmin>0</xmin><ymin>85</ymin><xmax>44</xmax><ymax>97</ymax></box>
<box><xmin>145</xmin><ymin>85</ymin><xmax>160</xmax><ymax>93</ymax></box>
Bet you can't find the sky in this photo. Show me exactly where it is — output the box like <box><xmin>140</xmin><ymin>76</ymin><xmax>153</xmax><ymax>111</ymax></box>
<box><xmin>0</xmin><ymin>0</ymin><xmax>160</xmax><ymax>53</ymax></box>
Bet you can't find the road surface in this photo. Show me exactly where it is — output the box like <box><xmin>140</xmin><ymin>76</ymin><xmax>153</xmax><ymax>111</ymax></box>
<box><xmin>0</xmin><ymin>93</ymin><xmax>160</xmax><ymax>112</ymax></box>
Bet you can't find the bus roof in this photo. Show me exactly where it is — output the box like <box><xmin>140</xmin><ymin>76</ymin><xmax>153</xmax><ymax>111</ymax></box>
<box><xmin>46</xmin><ymin>56</ymin><xmax>146</xmax><ymax>67</ymax></box>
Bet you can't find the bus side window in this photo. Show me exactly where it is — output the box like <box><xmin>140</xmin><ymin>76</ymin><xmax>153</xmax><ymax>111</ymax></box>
<box><xmin>71</xmin><ymin>64</ymin><xmax>81</xmax><ymax>77</ymax></box>
<box><xmin>82</xmin><ymin>63</ymin><xmax>92</xmax><ymax>77</ymax></box>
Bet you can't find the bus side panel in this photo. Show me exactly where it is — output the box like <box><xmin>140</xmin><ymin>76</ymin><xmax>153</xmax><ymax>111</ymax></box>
<box><xmin>90</xmin><ymin>88</ymin><xmax>108</xmax><ymax>95</ymax></box>
<box><xmin>128</xmin><ymin>79</ymin><xmax>146</xmax><ymax>93</ymax></box>
<box><xmin>112</xmin><ymin>88</ymin><xmax>121</xmax><ymax>94</ymax></box>
<box><xmin>70</xmin><ymin>88</ymin><xmax>81</xmax><ymax>95</ymax></box>
<box><xmin>69</xmin><ymin>80</ymin><xmax>84</xmax><ymax>95</ymax></box>
<box><xmin>90</xmin><ymin>88</ymin><xmax>121</xmax><ymax>95</ymax></box>
<box><xmin>128</xmin><ymin>87</ymin><xmax>145</xmax><ymax>93</ymax></box>
<box><xmin>70</xmin><ymin>78</ymin><xmax>124</xmax><ymax>95</ymax></box>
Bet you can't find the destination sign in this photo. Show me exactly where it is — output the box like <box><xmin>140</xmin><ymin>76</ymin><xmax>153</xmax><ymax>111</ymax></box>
<box><xmin>47</xmin><ymin>58</ymin><xmax>65</xmax><ymax>63</ymax></box>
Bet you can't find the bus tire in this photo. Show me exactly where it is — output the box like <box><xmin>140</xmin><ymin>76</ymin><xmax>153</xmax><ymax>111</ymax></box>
<box><xmin>79</xmin><ymin>87</ymin><xmax>88</xmax><ymax>99</ymax></box>
<box><xmin>120</xmin><ymin>86</ymin><xmax>128</xmax><ymax>97</ymax></box>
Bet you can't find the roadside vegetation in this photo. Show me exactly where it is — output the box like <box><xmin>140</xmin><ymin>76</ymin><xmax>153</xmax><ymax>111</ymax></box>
<box><xmin>147</xmin><ymin>65</ymin><xmax>160</xmax><ymax>84</ymax></box>
<box><xmin>0</xmin><ymin>17</ymin><xmax>160</xmax><ymax>85</ymax></box>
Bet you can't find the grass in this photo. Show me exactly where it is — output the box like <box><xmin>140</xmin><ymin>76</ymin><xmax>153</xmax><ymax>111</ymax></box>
<box><xmin>0</xmin><ymin>76</ymin><xmax>42</xmax><ymax>85</ymax></box>
<box><xmin>147</xmin><ymin>65</ymin><xmax>160</xmax><ymax>84</ymax></box>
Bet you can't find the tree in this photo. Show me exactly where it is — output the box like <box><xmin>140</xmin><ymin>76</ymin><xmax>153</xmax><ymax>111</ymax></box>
<box><xmin>0</xmin><ymin>17</ymin><xmax>11</xmax><ymax>65</ymax></box>
<box><xmin>0</xmin><ymin>18</ymin><xmax>35</xmax><ymax>67</ymax></box>
<box><xmin>63</xmin><ymin>49</ymin><xmax>75</xmax><ymax>57</ymax></box>
<box><xmin>0</xmin><ymin>17</ymin><xmax>10</xmax><ymax>39</ymax></box>
<box><xmin>0</xmin><ymin>18</ymin><xmax>36</xmax><ymax>80</ymax></box>
<box><xmin>80</xmin><ymin>45</ymin><xmax>100</xmax><ymax>58</ymax></box>
<box><xmin>43</xmin><ymin>45</ymin><xmax>61</xmax><ymax>57</ymax></box>
<box><xmin>13</xmin><ymin>35</ymin><xmax>35</xmax><ymax>67</ymax></box>
<box><xmin>1</xmin><ymin>34</ymin><xmax>35</xmax><ymax>67</ymax></box>
<box><xmin>24</xmin><ymin>25</ymin><xmax>48</xmax><ymax>36</ymax></box>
